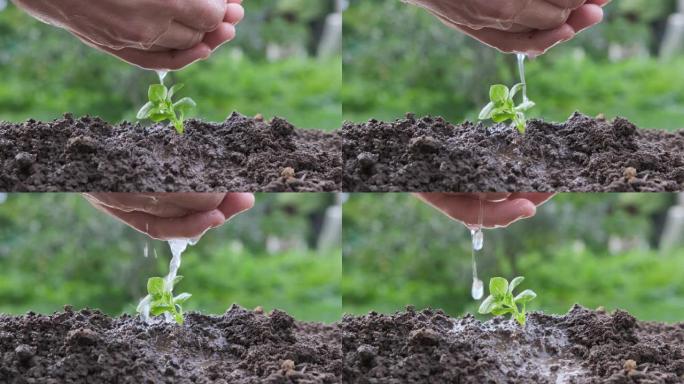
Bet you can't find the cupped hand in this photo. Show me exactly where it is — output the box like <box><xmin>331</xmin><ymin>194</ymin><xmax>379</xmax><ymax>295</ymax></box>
<box><xmin>84</xmin><ymin>193</ymin><xmax>254</xmax><ymax>240</ymax></box>
<box><xmin>406</xmin><ymin>0</ymin><xmax>610</xmax><ymax>56</ymax></box>
<box><xmin>415</xmin><ymin>193</ymin><xmax>554</xmax><ymax>228</ymax></box>
<box><xmin>12</xmin><ymin>0</ymin><xmax>245</xmax><ymax>70</ymax></box>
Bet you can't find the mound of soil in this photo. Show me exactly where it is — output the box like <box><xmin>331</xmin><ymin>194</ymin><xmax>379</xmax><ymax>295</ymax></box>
<box><xmin>0</xmin><ymin>305</ymin><xmax>341</xmax><ymax>384</ymax></box>
<box><xmin>342</xmin><ymin>305</ymin><xmax>684</xmax><ymax>383</ymax></box>
<box><xmin>342</xmin><ymin>113</ymin><xmax>684</xmax><ymax>192</ymax></box>
<box><xmin>0</xmin><ymin>113</ymin><xmax>341</xmax><ymax>192</ymax></box>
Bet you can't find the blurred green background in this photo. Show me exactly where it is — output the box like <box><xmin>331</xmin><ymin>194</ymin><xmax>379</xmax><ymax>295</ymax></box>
<box><xmin>343</xmin><ymin>0</ymin><xmax>684</xmax><ymax>130</ymax></box>
<box><xmin>0</xmin><ymin>193</ymin><xmax>341</xmax><ymax>323</ymax></box>
<box><xmin>343</xmin><ymin>193</ymin><xmax>684</xmax><ymax>323</ymax></box>
<box><xmin>0</xmin><ymin>0</ymin><xmax>341</xmax><ymax>130</ymax></box>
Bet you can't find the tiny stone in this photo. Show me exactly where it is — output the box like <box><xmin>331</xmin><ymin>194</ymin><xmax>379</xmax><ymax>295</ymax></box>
<box><xmin>624</xmin><ymin>167</ymin><xmax>637</xmax><ymax>181</ymax></box>
<box><xmin>405</xmin><ymin>112</ymin><xmax>416</xmax><ymax>120</ymax></box>
<box><xmin>254</xmin><ymin>113</ymin><xmax>264</xmax><ymax>122</ymax></box>
<box><xmin>15</xmin><ymin>344</ymin><xmax>35</xmax><ymax>364</ymax></box>
<box><xmin>596</xmin><ymin>306</ymin><xmax>605</xmax><ymax>313</ymax></box>
<box><xmin>281</xmin><ymin>167</ymin><xmax>296</xmax><ymax>179</ymax></box>
<box><xmin>254</xmin><ymin>306</ymin><xmax>264</xmax><ymax>314</ymax></box>
<box><xmin>596</xmin><ymin>113</ymin><xmax>606</xmax><ymax>120</ymax></box>
<box><xmin>281</xmin><ymin>359</ymin><xmax>295</xmax><ymax>372</ymax></box>
<box><xmin>624</xmin><ymin>359</ymin><xmax>637</xmax><ymax>372</ymax></box>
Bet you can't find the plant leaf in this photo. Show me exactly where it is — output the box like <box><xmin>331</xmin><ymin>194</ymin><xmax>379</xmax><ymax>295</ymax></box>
<box><xmin>147</xmin><ymin>277</ymin><xmax>165</xmax><ymax>296</ymax></box>
<box><xmin>174</xmin><ymin>292</ymin><xmax>192</xmax><ymax>304</ymax></box>
<box><xmin>148</xmin><ymin>84</ymin><xmax>168</xmax><ymax>103</ymax></box>
<box><xmin>168</xmin><ymin>83</ymin><xmax>184</xmax><ymax>99</ymax></box>
<box><xmin>514</xmin><ymin>289</ymin><xmax>537</xmax><ymax>304</ymax></box>
<box><xmin>491</xmin><ymin>306</ymin><xmax>514</xmax><ymax>316</ymax></box>
<box><xmin>514</xmin><ymin>312</ymin><xmax>527</xmax><ymax>326</ymax></box>
<box><xmin>174</xmin><ymin>97</ymin><xmax>197</xmax><ymax>115</ymax></box>
<box><xmin>515</xmin><ymin>100</ymin><xmax>536</xmax><ymax>112</ymax></box>
<box><xmin>478</xmin><ymin>295</ymin><xmax>496</xmax><ymax>314</ymax></box>
<box><xmin>509</xmin><ymin>83</ymin><xmax>524</xmax><ymax>98</ymax></box>
<box><xmin>478</xmin><ymin>102</ymin><xmax>496</xmax><ymax>120</ymax></box>
<box><xmin>489</xmin><ymin>277</ymin><xmax>509</xmax><ymax>298</ymax></box>
<box><xmin>150</xmin><ymin>305</ymin><xmax>173</xmax><ymax>316</ymax></box>
<box><xmin>136</xmin><ymin>102</ymin><xmax>155</xmax><ymax>120</ymax></box>
<box><xmin>508</xmin><ymin>277</ymin><xmax>524</xmax><ymax>294</ymax></box>
<box><xmin>489</xmin><ymin>84</ymin><xmax>509</xmax><ymax>104</ymax></box>
<box><xmin>174</xmin><ymin>312</ymin><xmax>185</xmax><ymax>325</ymax></box>
<box><xmin>173</xmin><ymin>276</ymin><xmax>184</xmax><ymax>286</ymax></box>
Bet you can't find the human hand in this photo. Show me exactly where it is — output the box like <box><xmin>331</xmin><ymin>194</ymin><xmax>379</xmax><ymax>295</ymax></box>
<box><xmin>84</xmin><ymin>193</ymin><xmax>254</xmax><ymax>240</ymax></box>
<box><xmin>415</xmin><ymin>193</ymin><xmax>554</xmax><ymax>228</ymax></box>
<box><xmin>405</xmin><ymin>0</ymin><xmax>610</xmax><ymax>56</ymax></box>
<box><xmin>12</xmin><ymin>0</ymin><xmax>245</xmax><ymax>70</ymax></box>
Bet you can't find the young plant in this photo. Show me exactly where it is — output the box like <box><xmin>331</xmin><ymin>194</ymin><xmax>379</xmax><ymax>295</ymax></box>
<box><xmin>139</xmin><ymin>275</ymin><xmax>192</xmax><ymax>325</ymax></box>
<box><xmin>136</xmin><ymin>82</ymin><xmax>196</xmax><ymax>134</ymax></box>
<box><xmin>478</xmin><ymin>276</ymin><xmax>537</xmax><ymax>326</ymax></box>
<box><xmin>478</xmin><ymin>84</ymin><xmax>535</xmax><ymax>134</ymax></box>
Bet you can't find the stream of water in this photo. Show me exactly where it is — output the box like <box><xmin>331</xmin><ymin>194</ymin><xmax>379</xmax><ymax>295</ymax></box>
<box><xmin>517</xmin><ymin>53</ymin><xmax>529</xmax><ymax>102</ymax></box>
<box><xmin>156</xmin><ymin>70</ymin><xmax>168</xmax><ymax>85</ymax></box>
<box><xmin>470</xmin><ymin>199</ymin><xmax>485</xmax><ymax>300</ymax></box>
<box><xmin>137</xmin><ymin>237</ymin><xmax>200</xmax><ymax>324</ymax></box>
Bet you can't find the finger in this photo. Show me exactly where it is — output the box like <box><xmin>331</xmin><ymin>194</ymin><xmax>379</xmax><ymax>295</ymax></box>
<box><xmin>457</xmin><ymin>23</ymin><xmax>575</xmax><ymax>55</ymax></box>
<box><xmin>566</xmin><ymin>4</ymin><xmax>604</xmax><ymax>33</ymax></box>
<box><xmin>544</xmin><ymin>0</ymin><xmax>586</xmax><ymax>10</ymax></box>
<box><xmin>509</xmin><ymin>193</ymin><xmax>556</xmax><ymax>206</ymax></box>
<box><xmin>83</xmin><ymin>193</ymin><xmax>190</xmax><ymax>218</ymax></box>
<box><xmin>97</xmin><ymin>43</ymin><xmax>212</xmax><ymax>70</ymax></box>
<box><xmin>588</xmin><ymin>0</ymin><xmax>611</xmax><ymax>7</ymax></box>
<box><xmin>154</xmin><ymin>21</ymin><xmax>204</xmax><ymax>50</ymax></box>
<box><xmin>513</xmin><ymin>0</ymin><xmax>571</xmax><ymax>31</ymax></box>
<box><xmin>217</xmin><ymin>193</ymin><xmax>256</xmax><ymax>220</ymax></box>
<box><xmin>202</xmin><ymin>22</ymin><xmax>236</xmax><ymax>51</ymax></box>
<box><xmin>99</xmin><ymin>205</ymin><xmax>227</xmax><ymax>241</ymax></box>
<box><xmin>224</xmin><ymin>2</ymin><xmax>245</xmax><ymax>25</ymax></box>
<box><xmin>171</xmin><ymin>0</ymin><xmax>226</xmax><ymax>32</ymax></box>
<box><xmin>417</xmin><ymin>193</ymin><xmax>538</xmax><ymax>228</ymax></box>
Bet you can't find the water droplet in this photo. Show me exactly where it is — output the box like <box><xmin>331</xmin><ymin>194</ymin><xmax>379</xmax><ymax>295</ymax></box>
<box><xmin>471</xmin><ymin>228</ymin><xmax>484</xmax><ymax>251</ymax></box>
<box><xmin>156</xmin><ymin>70</ymin><xmax>168</xmax><ymax>84</ymax></box>
<box><xmin>471</xmin><ymin>278</ymin><xmax>484</xmax><ymax>300</ymax></box>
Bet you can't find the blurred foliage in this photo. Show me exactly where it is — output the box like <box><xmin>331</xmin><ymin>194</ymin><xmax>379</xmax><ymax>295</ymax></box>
<box><xmin>343</xmin><ymin>193</ymin><xmax>684</xmax><ymax>322</ymax></box>
<box><xmin>0</xmin><ymin>194</ymin><xmax>341</xmax><ymax>323</ymax></box>
<box><xmin>0</xmin><ymin>1</ymin><xmax>340</xmax><ymax>130</ymax></box>
<box><xmin>343</xmin><ymin>0</ymin><xmax>684</xmax><ymax>130</ymax></box>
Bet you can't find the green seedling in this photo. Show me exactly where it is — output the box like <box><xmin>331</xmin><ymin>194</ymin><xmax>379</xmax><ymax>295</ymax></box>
<box><xmin>137</xmin><ymin>82</ymin><xmax>196</xmax><ymax>134</ymax></box>
<box><xmin>478</xmin><ymin>276</ymin><xmax>537</xmax><ymax>326</ymax></box>
<box><xmin>140</xmin><ymin>275</ymin><xmax>192</xmax><ymax>325</ymax></box>
<box><xmin>479</xmin><ymin>84</ymin><xmax>535</xmax><ymax>134</ymax></box>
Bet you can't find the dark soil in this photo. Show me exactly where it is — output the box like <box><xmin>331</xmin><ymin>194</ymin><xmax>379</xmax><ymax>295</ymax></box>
<box><xmin>0</xmin><ymin>305</ymin><xmax>341</xmax><ymax>384</ymax></box>
<box><xmin>342</xmin><ymin>305</ymin><xmax>684</xmax><ymax>383</ymax></box>
<box><xmin>0</xmin><ymin>113</ymin><xmax>341</xmax><ymax>192</ymax></box>
<box><xmin>342</xmin><ymin>113</ymin><xmax>684</xmax><ymax>192</ymax></box>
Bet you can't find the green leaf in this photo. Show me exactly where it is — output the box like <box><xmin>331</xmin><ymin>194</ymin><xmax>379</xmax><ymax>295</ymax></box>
<box><xmin>168</xmin><ymin>83</ymin><xmax>184</xmax><ymax>99</ymax></box>
<box><xmin>174</xmin><ymin>97</ymin><xmax>197</xmax><ymax>115</ymax></box>
<box><xmin>150</xmin><ymin>305</ymin><xmax>173</xmax><ymax>316</ymax></box>
<box><xmin>509</xmin><ymin>83</ymin><xmax>523</xmax><ymax>99</ymax></box>
<box><xmin>489</xmin><ymin>277</ymin><xmax>508</xmax><ymax>298</ymax></box>
<box><xmin>492</xmin><ymin>111</ymin><xmax>516</xmax><ymax>123</ymax></box>
<box><xmin>147</xmin><ymin>277</ymin><xmax>165</xmax><ymax>296</ymax></box>
<box><xmin>491</xmin><ymin>306</ymin><xmax>514</xmax><ymax>316</ymax></box>
<box><xmin>508</xmin><ymin>277</ymin><xmax>524</xmax><ymax>294</ymax></box>
<box><xmin>150</xmin><ymin>113</ymin><xmax>172</xmax><ymax>123</ymax></box>
<box><xmin>514</xmin><ymin>289</ymin><xmax>537</xmax><ymax>304</ymax></box>
<box><xmin>515</xmin><ymin>100</ymin><xmax>536</xmax><ymax>112</ymax></box>
<box><xmin>478</xmin><ymin>102</ymin><xmax>496</xmax><ymax>120</ymax></box>
<box><xmin>514</xmin><ymin>312</ymin><xmax>527</xmax><ymax>326</ymax></box>
<box><xmin>489</xmin><ymin>84</ymin><xmax>509</xmax><ymax>103</ymax></box>
<box><xmin>478</xmin><ymin>295</ymin><xmax>496</xmax><ymax>314</ymax></box>
<box><xmin>174</xmin><ymin>312</ymin><xmax>184</xmax><ymax>325</ymax></box>
<box><xmin>148</xmin><ymin>84</ymin><xmax>168</xmax><ymax>103</ymax></box>
<box><xmin>136</xmin><ymin>102</ymin><xmax>155</xmax><ymax>120</ymax></box>
<box><xmin>174</xmin><ymin>292</ymin><xmax>192</xmax><ymax>304</ymax></box>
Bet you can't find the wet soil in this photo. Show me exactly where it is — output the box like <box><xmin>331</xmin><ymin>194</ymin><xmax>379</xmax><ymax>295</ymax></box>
<box><xmin>342</xmin><ymin>305</ymin><xmax>684</xmax><ymax>383</ymax></box>
<box><xmin>0</xmin><ymin>113</ymin><xmax>341</xmax><ymax>192</ymax></box>
<box><xmin>342</xmin><ymin>113</ymin><xmax>684</xmax><ymax>192</ymax></box>
<box><xmin>0</xmin><ymin>305</ymin><xmax>341</xmax><ymax>384</ymax></box>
